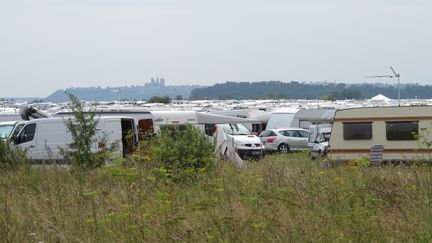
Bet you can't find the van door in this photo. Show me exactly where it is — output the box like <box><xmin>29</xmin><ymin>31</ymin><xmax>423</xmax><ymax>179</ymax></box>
<box><xmin>121</xmin><ymin>118</ymin><xmax>135</xmax><ymax>157</ymax></box>
<box><xmin>16</xmin><ymin>123</ymin><xmax>39</xmax><ymax>159</ymax></box>
<box><xmin>138</xmin><ymin>119</ymin><xmax>154</xmax><ymax>139</ymax></box>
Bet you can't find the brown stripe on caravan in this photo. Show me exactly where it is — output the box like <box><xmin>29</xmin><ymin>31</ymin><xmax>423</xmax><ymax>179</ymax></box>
<box><xmin>330</xmin><ymin>148</ymin><xmax>432</xmax><ymax>153</ymax></box>
<box><xmin>334</xmin><ymin>116</ymin><xmax>432</xmax><ymax>122</ymax></box>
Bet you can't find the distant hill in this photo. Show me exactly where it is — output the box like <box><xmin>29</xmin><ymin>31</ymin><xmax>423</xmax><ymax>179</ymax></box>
<box><xmin>45</xmin><ymin>85</ymin><xmax>201</xmax><ymax>102</ymax></box>
<box><xmin>190</xmin><ymin>81</ymin><xmax>432</xmax><ymax>100</ymax></box>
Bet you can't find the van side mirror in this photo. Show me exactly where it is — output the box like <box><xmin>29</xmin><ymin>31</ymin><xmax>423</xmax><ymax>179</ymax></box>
<box><xmin>314</xmin><ymin>140</ymin><xmax>319</xmax><ymax>144</ymax></box>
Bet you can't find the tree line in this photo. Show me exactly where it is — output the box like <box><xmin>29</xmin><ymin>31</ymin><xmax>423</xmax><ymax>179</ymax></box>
<box><xmin>190</xmin><ymin>81</ymin><xmax>432</xmax><ymax>100</ymax></box>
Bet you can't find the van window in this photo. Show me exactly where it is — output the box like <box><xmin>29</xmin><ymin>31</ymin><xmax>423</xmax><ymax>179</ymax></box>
<box><xmin>204</xmin><ymin>124</ymin><xmax>216</xmax><ymax>136</ymax></box>
<box><xmin>386</xmin><ymin>121</ymin><xmax>418</xmax><ymax>140</ymax></box>
<box><xmin>0</xmin><ymin>125</ymin><xmax>14</xmax><ymax>139</ymax></box>
<box><xmin>343</xmin><ymin>122</ymin><xmax>372</xmax><ymax>140</ymax></box>
<box><xmin>19</xmin><ymin>123</ymin><xmax>36</xmax><ymax>143</ymax></box>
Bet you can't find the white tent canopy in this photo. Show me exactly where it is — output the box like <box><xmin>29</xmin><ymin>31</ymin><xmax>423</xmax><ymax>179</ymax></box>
<box><xmin>371</xmin><ymin>94</ymin><xmax>391</xmax><ymax>102</ymax></box>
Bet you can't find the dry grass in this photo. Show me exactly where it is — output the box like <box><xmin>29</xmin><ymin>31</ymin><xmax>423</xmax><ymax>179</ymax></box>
<box><xmin>1</xmin><ymin>152</ymin><xmax>432</xmax><ymax>242</ymax></box>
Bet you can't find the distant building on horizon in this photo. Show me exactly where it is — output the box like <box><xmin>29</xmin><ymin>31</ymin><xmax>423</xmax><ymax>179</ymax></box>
<box><xmin>146</xmin><ymin>77</ymin><xmax>165</xmax><ymax>88</ymax></box>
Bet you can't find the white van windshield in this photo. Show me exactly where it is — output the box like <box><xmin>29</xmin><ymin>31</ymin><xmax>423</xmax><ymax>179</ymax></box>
<box><xmin>221</xmin><ymin>124</ymin><xmax>252</xmax><ymax>135</ymax></box>
<box><xmin>0</xmin><ymin>125</ymin><xmax>14</xmax><ymax>139</ymax></box>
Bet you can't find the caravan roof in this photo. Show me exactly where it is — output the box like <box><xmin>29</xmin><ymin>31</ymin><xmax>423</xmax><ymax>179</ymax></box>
<box><xmin>151</xmin><ymin>111</ymin><xmax>259</xmax><ymax>125</ymax></box>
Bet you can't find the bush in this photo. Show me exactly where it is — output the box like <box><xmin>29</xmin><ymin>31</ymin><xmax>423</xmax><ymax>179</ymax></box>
<box><xmin>146</xmin><ymin>96</ymin><xmax>172</xmax><ymax>104</ymax></box>
<box><xmin>135</xmin><ymin>124</ymin><xmax>214</xmax><ymax>181</ymax></box>
<box><xmin>62</xmin><ymin>93</ymin><xmax>104</xmax><ymax>170</ymax></box>
<box><xmin>0</xmin><ymin>139</ymin><xmax>27</xmax><ymax>169</ymax></box>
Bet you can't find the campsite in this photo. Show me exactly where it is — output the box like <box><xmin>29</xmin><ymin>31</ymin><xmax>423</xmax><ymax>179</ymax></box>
<box><xmin>2</xmin><ymin>95</ymin><xmax>432</xmax><ymax>241</ymax></box>
<box><xmin>2</xmin><ymin>0</ymin><xmax>432</xmax><ymax>240</ymax></box>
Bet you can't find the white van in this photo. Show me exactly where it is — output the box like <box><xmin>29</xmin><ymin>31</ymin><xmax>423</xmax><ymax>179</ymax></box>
<box><xmin>0</xmin><ymin>121</ymin><xmax>18</xmax><ymax>139</ymax></box>
<box><xmin>309</xmin><ymin>127</ymin><xmax>331</xmax><ymax>159</ymax></box>
<box><xmin>215</xmin><ymin>123</ymin><xmax>264</xmax><ymax>160</ymax></box>
<box><xmin>13</xmin><ymin>117</ymin><xmax>137</xmax><ymax>161</ymax></box>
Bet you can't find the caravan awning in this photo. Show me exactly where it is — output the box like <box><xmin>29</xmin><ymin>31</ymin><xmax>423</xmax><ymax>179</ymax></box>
<box><xmin>196</xmin><ymin>112</ymin><xmax>259</xmax><ymax>124</ymax></box>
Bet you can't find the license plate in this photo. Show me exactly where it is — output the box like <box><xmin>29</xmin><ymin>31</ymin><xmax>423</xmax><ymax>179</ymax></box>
<box><xmin>251</xmin><ymin>151</ymin><xmax>261</xmax><ymax>155</ymax></box>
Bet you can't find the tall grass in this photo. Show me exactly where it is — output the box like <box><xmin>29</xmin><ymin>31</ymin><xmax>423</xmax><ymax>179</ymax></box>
<box><xmin>1</xmin><ymin>152</ymin><xmax>432</xmax><ymax>242</ymax></box>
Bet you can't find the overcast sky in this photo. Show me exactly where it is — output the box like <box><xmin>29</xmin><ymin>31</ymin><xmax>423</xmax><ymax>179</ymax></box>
<box><xmin>0</xmin><ymin>0</ymin><xmax>431</xmax><ymax>97</ymax></box>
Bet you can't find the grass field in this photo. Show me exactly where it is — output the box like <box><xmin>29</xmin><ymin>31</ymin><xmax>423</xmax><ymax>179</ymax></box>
<box><xmin>1</xmin><ymin>152</ymin><xmax>432</xmax><ymax>242</ymax></box>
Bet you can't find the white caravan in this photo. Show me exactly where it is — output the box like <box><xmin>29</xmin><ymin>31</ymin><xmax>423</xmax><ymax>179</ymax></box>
<box><xmin>151</xmin><ymin>111</ymin><xmax>260</xmax><ymax>135</ymax></box>
<box><xmin>266</xmin><ymin>108</ymin><xmax>300</xmax><ymax>130</ymax></box>
<box><xmin>329</xmin><ymin>106</ymin><xmax>432</xmax><ymax>162</ymax></box>
<box><xmin>13</xmin><ymin>117</ymin><xmax>137</xmax><ymax>161</ymax></box>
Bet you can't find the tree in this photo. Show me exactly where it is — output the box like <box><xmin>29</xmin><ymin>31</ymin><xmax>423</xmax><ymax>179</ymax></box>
<box><xmin>146</xmin><ymin>96</ymin><xmax>172</xmax><ymax>104</ymax></box>
<box><xmin>175</xmin><ymin>95</ymin><xmax>183</xmax><ymax>100</ymax></box>
<box><xmin>62</xmin><ymin>93</ymin><xmax>104</xmax><ymax>169</ymax></box>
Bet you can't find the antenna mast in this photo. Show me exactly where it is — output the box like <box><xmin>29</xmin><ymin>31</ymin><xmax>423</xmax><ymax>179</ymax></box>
<box><xmin>365</xmin><ymin>66</ymin><xmax>401</xmax><ymax>106</ymax></box>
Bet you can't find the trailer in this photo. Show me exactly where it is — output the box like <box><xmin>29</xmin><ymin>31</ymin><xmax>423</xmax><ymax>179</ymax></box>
<box><xmin>328</xmin><ymin>106</ymin><xmax>432</xmax><ymax>163</ymax></box>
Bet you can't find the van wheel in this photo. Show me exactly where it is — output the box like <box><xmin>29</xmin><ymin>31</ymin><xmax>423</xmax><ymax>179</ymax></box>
<box><xmin>278</xmin><ymin>143</ymin><xmax>290</xmax><ymax>153</ymax></box>
<box><xmin>309</xmin><ymin>151</ymin><xmax>315</xmax><ymax>160</ymax></box>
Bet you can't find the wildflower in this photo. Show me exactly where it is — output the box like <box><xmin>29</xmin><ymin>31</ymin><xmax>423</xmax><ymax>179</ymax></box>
<box><xmin>319</xmin><ymin>171</ymin><xmax>325</xmax><ymax>176</ymax></box>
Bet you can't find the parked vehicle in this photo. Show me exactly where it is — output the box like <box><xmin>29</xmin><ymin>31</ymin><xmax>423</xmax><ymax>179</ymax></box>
<box><xmin>215</xmin><ymin>123</ymin><xmax>264</xmax><ymax>160</ymax></box>
<box><xmin>309</xmin><ymin>127</ymin><xmax>331</xmax><ymax>159</ymax></box>
<box><xmin>0</xmin><ymin>121</ymin><xmax>18</xmax><ymax>139</ymax></box>
<box><xmin>9</xmin><ymin>121</ymin><xmax>27</xmax><ymax>139</ymax></box>
<box><xmin>259</xmin><ymin>128</ymin><xmax>310</xmax><ymax>153</ymax></box>
<box><xmin>329</xmin><ymin>106</ymin><xmax>432</xmax><ymax>163</ymax></box>
<box><xmin>55</xmin><ymin>109</ymin><xmax>151</xmax><ymax>140</ymax></box>
<box><xmin>12</xmin><ymin>117</ymin><xmax>137</xmax><ymax>161</ymax></box>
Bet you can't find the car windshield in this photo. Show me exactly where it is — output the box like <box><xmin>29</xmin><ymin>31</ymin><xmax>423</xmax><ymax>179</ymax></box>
<box><xmin>0</xmin><ymin>125</ymin><xmax>14</xmax><ymax>139</ymax></box>
<box><xmin>322</xmin><ymin>132</ymin><xmax>331</xmax><ymax>141</ymax></box>
<box><xmin>221</xmin><ymin>124</ymin><xmax>252</xmax><ymax>135</ymax></box>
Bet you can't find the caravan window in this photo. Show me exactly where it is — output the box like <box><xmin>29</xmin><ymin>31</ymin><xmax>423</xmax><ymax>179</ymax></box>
<box><xmin>386</xmin><ymin>121</ymin><xmax>418</xmax><ymax>141</ymax></box>
<box><xmin>343</xmin><ymin>122</ymin><xmax>372</xmax><ymax>140</ymax></box>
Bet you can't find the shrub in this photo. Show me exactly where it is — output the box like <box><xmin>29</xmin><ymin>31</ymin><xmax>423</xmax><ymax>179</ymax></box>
<box><xmin>135</xmin><ymin>124</ymin><xmax>214</xmax><ymax>181</ymax></box>
<box><xmin>62</xmin><ymin>93</ymin><xmax>104</xmax><ymax>170</ymax></box>
<box><xmin>349</xmin><ymin>155</ymin><xmax>371</xmax><ymax>167</ymax></box>
<box><xmin>146</xmin><ymin>96</ymin><xmax>172</xmax><ymax>104</ymax></box>
<box><xmin>0</xmin><ymin>139</ymin><xmax>27</xmax><ymax>169</ymax></box>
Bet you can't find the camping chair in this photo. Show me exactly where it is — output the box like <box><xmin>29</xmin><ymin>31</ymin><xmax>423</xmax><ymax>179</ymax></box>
<box><xmin>370</xmin><ymin>145</ymin><xmax>384</xmax><ymax>166</ymax></box>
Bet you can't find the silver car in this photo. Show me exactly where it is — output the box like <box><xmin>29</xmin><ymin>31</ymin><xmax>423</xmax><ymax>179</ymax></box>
<box><xmin>259</xmin><ymin>128</ymin><xmax>310</xmax><ymax>153</ymax></box>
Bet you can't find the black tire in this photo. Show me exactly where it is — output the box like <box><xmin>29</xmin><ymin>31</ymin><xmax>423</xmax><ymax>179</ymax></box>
<box><xmin>277</xmin><ymin>143</ymin><xmax>290</xmax><ymax>153</ymax></box>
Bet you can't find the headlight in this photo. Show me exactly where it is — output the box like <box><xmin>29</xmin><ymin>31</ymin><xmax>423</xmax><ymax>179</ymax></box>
<box><xmin>234</xmin><ymin>140</ymin><xmax>244</xmax><ymax>146</ymax></box>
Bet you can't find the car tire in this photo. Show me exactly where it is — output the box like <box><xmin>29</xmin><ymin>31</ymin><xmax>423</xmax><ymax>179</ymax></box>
<box><xmin>277</xmin><ymin>143</ymin><xmax>290</xmax><ymax>153</ymax></box>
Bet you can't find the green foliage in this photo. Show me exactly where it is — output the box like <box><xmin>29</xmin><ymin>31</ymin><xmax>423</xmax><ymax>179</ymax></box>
<box><xmin>62</xmin><ymin>93</ymin><xmax>104</xmax><ymax>170</ymax></box>
<box><xmin>174</xmin><ymin>95</ymin><xmax>183</xmax><ymax>100</ymax></box>
<box><xmin>319</xmin><ymin>95</ymin><xmax>336</xmax><ymax>101</ymax></box>
<box><xmin>136</xmin><ymin>124</ymin><xmax>214</xmax><ymax>182</ymax></box>
<box><xmin>31</xmin><ymin>98</ymin><xmax>44</xmax><ymax>103</ymax></box>
<box><xmin>349</xmin><ymin>155</ymin><xmax>371</xmax><ymax>167</ymax></box>
<box><xmin>331</xmin><ymin>88</ymin><xmax>362</xmax><ymax>100</ymax></box>
<box><xmin>146</xmin><ymin>96</ymin><xmax>172</xmax><ymax>104</ymax></box>
<box><xmin>3</xmin><ymin>153</ymin><xmax>432</xmax><ymax>242</ymax></box>
<box><xmin>190</xmin><ymin>81</ymin><xmax>370</xmax><ymax>100</ymax></box>
<box><xmin>0</xmin><ymin>139</ymin><xmax>27</xmax><ymax>169</ymax></box>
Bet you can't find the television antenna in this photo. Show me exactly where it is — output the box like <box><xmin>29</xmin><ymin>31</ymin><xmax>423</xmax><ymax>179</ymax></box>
<box><xmin>365</xmin><ymin>66</ymin><xmax>401</xmax><ymax>106</ymax></box>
